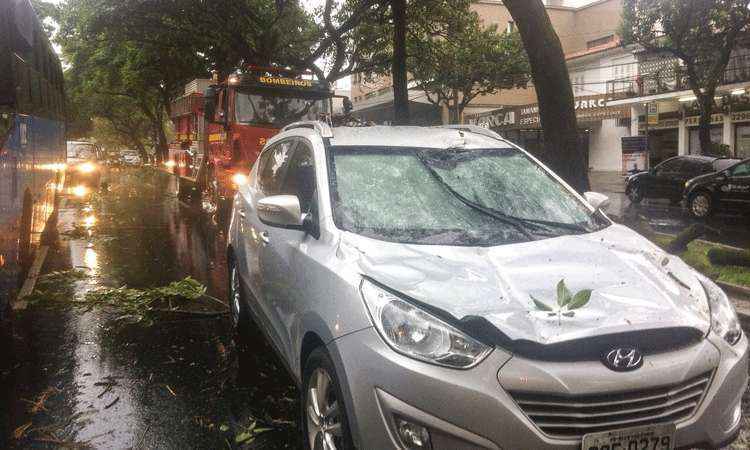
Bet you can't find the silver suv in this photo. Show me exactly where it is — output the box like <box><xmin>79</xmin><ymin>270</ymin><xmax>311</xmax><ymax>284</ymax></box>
<box><xmin>227</xmin><ymin>122</ymin><xmax>747</xmax><ymax>450</ymax></box>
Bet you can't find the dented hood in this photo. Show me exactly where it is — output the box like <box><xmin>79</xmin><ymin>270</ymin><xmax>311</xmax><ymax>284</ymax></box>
<box><xmin>340</xmin><ymin>224</ymin><xmax>711</xmax><ymax>345</ymax></box>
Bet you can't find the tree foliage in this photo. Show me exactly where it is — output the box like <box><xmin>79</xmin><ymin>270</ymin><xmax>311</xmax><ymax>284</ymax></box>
<box><xmin>410</xmin><ymin>11</ymin><xmax>530</xmax><ymax>123</ymax></box>
<box><xmin>622</xmin><ymin>0</ymin><xmax>750</xmax><ymax>154</ymax></box>
<box><xmin>56</xmin><ymin>0</ymin><xmax>392</xmax><ymax>148</ymax></box>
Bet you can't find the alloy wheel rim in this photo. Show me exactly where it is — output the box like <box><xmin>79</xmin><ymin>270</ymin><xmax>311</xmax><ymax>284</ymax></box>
<box><xmin>230</xmin><ymin>267</ymin><xmax>240</xmax><ymax>327</ymax></box>
<box><xmin>306</xmin><ymin>368</ymin><xmax>343</xmax><ymax>450</ymax></box>
<box><xmin>692</xmin><ymin>195</ymin><xmax>710</xmax><ymax>217</ymax></box>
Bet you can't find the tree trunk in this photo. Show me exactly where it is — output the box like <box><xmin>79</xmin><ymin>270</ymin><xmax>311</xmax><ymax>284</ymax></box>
<box><xmin>697</xmin><ymin>93</ymin><xmax>714</xmax><ymax>155</ymax></box>
<box><xmin>154</xmin><ymin>116</ymin><xmax>168</xmax><ymax>163</ymax></box>
<box><xmin>503</xmin><ymin>0</ymin><xmax>589</xmax><ymax>192</ymax></box>
<box><xmin>449</xmin><ymin>89</ymin><xmax>459</xmax><ymax>124</ymax></box>
<box><xmin>391</xmin><ymin>0</ymin><xmax>410</xmax><ymax>125</ymax></box>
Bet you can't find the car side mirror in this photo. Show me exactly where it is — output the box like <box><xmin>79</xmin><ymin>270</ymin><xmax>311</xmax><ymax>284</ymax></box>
<box><xmin>257</xmin><ymin>195</ymin><xmax>303</xmax><ymax>229</ymax></box>
<box><xmin>584</xmin><ymin>191</ymin><xmax>610</xmax><ymax>213</ymax></box>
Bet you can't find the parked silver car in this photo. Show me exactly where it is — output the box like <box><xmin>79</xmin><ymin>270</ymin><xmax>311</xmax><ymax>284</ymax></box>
<box><xmin>227</xmin><ymin>122</ymin><xmax>747</xmax><ymax>450</ymax></box>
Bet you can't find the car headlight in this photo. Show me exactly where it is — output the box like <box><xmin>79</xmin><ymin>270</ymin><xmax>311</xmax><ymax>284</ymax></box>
<box><xmin>360</xmin><ymin>279</ymin><xmax>492</xmax><ymax>368</ymax></box>
<box><xmin>700</xmin><ymin>277</ymin><xmax>742</xmax><ymax>345</ymax></box>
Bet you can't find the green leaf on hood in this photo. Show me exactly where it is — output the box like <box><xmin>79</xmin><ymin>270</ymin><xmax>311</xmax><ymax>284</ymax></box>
<box><xmin>530</xmin><ymin>295</ymin><xmax>553</xmax><ymax>311</ymax></box>
<box><xmin>556</xmin><ymin>279</ymin><xmax>572</xmax><ymax>307</ymax></box>
<box><xmin>568</xmin><ymin>289</ymin><xmax>592</xmax><ymax>310</ymax></box>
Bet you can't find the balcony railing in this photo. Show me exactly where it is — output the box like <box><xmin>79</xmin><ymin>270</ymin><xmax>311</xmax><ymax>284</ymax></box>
<box><xmin>607</xmin><ymin>53</ymin><xmax>750</xmax><ymax>98</ymax></box>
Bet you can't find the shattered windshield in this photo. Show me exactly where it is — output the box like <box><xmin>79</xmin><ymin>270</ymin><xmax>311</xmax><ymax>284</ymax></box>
<box><xmin>329</xmin><ymin>146</ymin><xmax>608</xmax><ymax>246</ymax></box>
<box><xmin>235</xmin><ymin>91</ymin><xmax>329</xmax><ymax>127</ymax></box>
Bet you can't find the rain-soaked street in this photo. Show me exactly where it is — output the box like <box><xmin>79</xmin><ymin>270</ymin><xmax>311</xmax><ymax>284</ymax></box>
<box><xmin>1</xmin><ymin>169</ymin><xmax>300</xmax><ymax>449</ymax></box>
<box><xmin>1</xmin><ymin>168</ymin><xmax>749</xmax><ymax>449</ymax></box>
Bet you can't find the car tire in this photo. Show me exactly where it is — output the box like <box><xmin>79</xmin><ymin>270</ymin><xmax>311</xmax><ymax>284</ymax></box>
<box><xmin>627</xmin><ymin>183</ymin><xmax>644</xmax><ymax>204</ymax></box>
<box><xmin>302</xmin><ymin>347</ymin><xmax>355</xmax><ymax>450</ymax></box>
<box><xmin>688</xmin><ymin>191</ymin><xmax>713</xmax><ymax>219</ymax></box>
<box><xmin>227</xmin><ymin>255</ymin><xmax>249</xmax><ymax>335</ymax></box>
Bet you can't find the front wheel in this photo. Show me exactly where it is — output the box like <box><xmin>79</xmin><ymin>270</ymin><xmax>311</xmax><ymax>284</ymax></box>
<box><xmin>688</xmin><ymin>191</ymin><xmax>713</xmax><ymax>219</ymax></box>
<box><xmin>302</xmin><ymin>347</ymin><xmax>355</xmax><ymax>450</ymax></box>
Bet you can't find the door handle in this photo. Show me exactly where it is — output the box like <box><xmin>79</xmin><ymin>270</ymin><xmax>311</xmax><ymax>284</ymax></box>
<box><xmin>259</xmin><ymin>231</ymin><xmax>270</xmax><ymax>245</ymax></box>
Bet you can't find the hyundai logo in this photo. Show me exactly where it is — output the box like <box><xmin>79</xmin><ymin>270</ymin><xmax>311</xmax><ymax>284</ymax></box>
<box><xmin>603</xmin><ymin>347</ymin><xmax>643</xmax><ymax>372</ymax></box>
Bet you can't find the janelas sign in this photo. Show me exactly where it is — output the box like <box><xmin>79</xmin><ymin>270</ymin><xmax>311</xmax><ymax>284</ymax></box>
<box><xmin>467</xmin><ymin>94</ymin><xmax>629</xmax><ymax>130</ymax></box>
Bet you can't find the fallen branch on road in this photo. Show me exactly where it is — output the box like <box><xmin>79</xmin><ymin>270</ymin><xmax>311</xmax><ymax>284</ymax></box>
<box><xmin>79</xmin><ymin>277</ymin><xmax>228</xmax><ymax>325</ymax></box>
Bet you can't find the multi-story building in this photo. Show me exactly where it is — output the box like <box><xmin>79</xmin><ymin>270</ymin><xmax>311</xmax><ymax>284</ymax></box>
<box><xmin>352</xmin><ymin>0</ymin><xmax>750</xmax><ymax>172</ymax></box>
<box><xmin>350</xmin><ymin>0</ymin><xmax>625</xmax><ymax>124</ymax></box>
<box><xmin>607</xmin><ymin>45</ymin><xmax>750</xmax><ymax>167</ymax></box>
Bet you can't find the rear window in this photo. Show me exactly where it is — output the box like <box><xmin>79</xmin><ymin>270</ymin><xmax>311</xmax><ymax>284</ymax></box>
<box><xmin>714</xmin><ymin>159</ymin><xmax>741</xmax><ymax>172</ymax></box>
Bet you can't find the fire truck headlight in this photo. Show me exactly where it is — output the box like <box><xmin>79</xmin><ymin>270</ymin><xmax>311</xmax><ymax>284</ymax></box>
<box><xmin>164</xmin><ymin>160</ymin><xmax>176</xmax><ymax>168</ymax></box>
<box><xmin>72</xmin><ymin>185</ymin><xmax>89</xmax><ymax>198</ymax></box>
<box><xmin>77</xmin><ymin>162</ymin><xmax>97</xmax><ymax>173</ymax></box>
<box><xmin>231</xmin><ymin>173</ymin><xmax>249</xmax><ymax>187</ymax></box>
<box><xmin>228</xmin><ymin>74</ymin><xmax>240</xmax><ymax>85</ymax></box>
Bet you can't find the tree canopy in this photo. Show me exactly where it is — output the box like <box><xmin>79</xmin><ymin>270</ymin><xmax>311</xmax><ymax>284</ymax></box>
<box><xmin>410</xmin><ymin>10</ymin><xmax>530</xmax><ymax>123</ymax></box>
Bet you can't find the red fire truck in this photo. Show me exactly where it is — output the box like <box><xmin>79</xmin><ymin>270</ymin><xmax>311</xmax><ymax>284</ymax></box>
<box><xmin>167</xmin><ymin>68</ymin><xmax>334</xmax><ymax>219</ymax></box>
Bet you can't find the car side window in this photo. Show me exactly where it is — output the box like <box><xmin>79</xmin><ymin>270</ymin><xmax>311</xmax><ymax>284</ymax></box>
<box><xmin>682</xmin><ymin>160</ymin><xmax>706</xmax><ymax>177</ymax></box>
<box><xmin>257</xmin><ymin>140</ymin><xmax>296</xmax><ymax>196</ymax></box>
<box><xmin>281</xmin><ymin>141</ymin><xmax>317</xmax><ymax>214</ymax></box>
<box><xmin>729</xmin><ymin>162</ymin><xmax>750</xmax><ymax>178</ymax></box>
<box><xmin>654</xmin><ymin>158</ymin><xmax>680</xmax><ymax>175</ymax></box>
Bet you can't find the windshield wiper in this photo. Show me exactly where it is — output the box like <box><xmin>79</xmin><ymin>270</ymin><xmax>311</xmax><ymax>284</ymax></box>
<box><xmin>514</xmin><ymin>217</ymin><xmax>589</xmax><ymax>233</ymax></box>
<box><xmin>416</xmin><ymin>152</ymin><xmax>594</xmax><ymax>238</ymax></box>
<box><xmin>415</xmin><ymin>152</ymin><xmax>537</xmax><ymax>241</ymax></box>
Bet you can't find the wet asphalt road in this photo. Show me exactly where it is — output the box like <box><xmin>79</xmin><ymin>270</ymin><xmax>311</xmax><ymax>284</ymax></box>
<box><xmin>0</xmin><ymin>168</ymin><xmax>748</xmax><ymax>449</ymax></box>
<box><xmin>1</xmin><ymin>168</ymin><xmax>300</xmax><ymax>449</ymax></box>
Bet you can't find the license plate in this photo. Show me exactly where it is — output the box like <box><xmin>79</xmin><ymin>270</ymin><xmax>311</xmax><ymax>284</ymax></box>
<box><xmin>581</xmin><ymin>423</ymin><xmax>676</xmax><ymax>450</ymax></box>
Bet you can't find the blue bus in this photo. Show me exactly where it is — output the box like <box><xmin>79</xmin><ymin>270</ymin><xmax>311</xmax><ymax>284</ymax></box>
<box><xmin>0</xmin><ymin>0</ymin><xmax>66</xmax><ymax>315</ymax></box>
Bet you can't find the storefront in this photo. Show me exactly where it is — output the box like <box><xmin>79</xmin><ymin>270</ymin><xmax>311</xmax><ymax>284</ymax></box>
<box><xmin>466</xmin><ymin>94</ymin><xmax>630</xmax><ymax>171</ymax></box>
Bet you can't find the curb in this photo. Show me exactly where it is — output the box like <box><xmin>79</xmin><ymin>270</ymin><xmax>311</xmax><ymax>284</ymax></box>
<box><xmin>650</xmin><ymin>230</ymin><xmax>748</xmax><ymax>254</ymax></box>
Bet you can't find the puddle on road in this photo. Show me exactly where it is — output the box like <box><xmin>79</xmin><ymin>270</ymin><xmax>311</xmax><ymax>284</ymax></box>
<box><xmin>3</xmin><ymin>169</ymin><xmax>301</xmax><ymax>449</ymax></box>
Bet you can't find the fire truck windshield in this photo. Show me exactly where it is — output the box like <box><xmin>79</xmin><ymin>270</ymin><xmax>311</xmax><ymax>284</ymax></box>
<box><xmin>235</xmin><ymin>91</ymin><xmax>329</xmax><ymax>127</ymax></box>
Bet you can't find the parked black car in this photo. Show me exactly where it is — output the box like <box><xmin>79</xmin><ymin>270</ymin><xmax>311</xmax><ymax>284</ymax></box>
<box><xmin>684</xmin><ymin>158</ymin><xmax>750</xmax><ymax>218</ymax></box>
<box><xmin>626</xmin><ymin>155</ymin><xmax>740</xmax><ymax>204</ymax></box>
